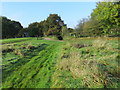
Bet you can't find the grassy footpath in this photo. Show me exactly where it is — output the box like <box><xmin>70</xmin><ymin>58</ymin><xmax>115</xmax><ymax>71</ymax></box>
<box><xmin>2</xmin><ymin>37</ymin><xmax>120</xmax><ymax>88</ymax></box>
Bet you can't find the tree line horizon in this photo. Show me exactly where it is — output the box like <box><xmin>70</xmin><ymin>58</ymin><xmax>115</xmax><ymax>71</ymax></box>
<box><xmin>1</xmin><ymin>1</ymin><xmax>120</xmax><ymax>39</ymax></box>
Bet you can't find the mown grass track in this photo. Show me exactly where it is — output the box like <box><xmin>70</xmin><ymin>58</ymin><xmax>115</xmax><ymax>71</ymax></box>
<box><xmin>2</xmin><ymin>39</ymin><xmax>64</xmax><ymax>88</ymax></box>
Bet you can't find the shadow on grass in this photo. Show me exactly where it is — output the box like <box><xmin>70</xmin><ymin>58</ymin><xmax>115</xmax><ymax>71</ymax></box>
<box><xmin>97</xmin><ymin>62</ymin><xmax>119</xmax><ymax>88</ymax></box>
<box><xmin>2</xmin><ymin>43</ymin><xmax>48</xmax><ymax>82</ymax></box>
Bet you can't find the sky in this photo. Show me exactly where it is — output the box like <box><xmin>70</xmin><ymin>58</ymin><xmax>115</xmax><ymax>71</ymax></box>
<box><xmin>1</xmin><ymin>2</ymin><xmax>97</xmax><ymax>28</ymax></box>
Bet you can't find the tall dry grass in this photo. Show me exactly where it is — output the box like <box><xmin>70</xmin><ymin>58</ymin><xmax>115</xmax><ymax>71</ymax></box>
<box><xmin>52</xmin><ymin>39</ymin><xmax>119</xmax><ymax>88</ymax></box>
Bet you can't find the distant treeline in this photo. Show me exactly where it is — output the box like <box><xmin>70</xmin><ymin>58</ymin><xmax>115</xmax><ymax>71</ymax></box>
<box><xmin>1</xmin><ymin>14</ymin><xmax>74</xmax><ymax>39</ymax></box>
<box><xmin>1</xmin><ymin>2</ymin><xmax>120</xmax><ymax>39</ymax></box>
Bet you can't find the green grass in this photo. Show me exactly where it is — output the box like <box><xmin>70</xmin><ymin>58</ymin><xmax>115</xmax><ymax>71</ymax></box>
<box><xmin>1</xmin><ymin>37</ymin><xmax>34</xmax><ymax>44</ymax></box>
<box><xmin>51</xmin><ymin>37</ymin><xmax>120</xmax><ymax>88</ymax></box>
<box><xmin>2</xmin><ymin>38</ymin><xmax>64</xmax><ymax>88</ymax></box>
<box><xmin>1</xmin><ymin>37</ymin><xmax>120</xmax><ymax>88</ymax></box>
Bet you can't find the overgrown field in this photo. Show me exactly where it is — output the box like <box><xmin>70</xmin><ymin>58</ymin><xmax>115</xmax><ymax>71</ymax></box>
<box><xmin>1</xmin><ymin>37</ymin><xmax>120</xmax><ymax>88</ymax></box>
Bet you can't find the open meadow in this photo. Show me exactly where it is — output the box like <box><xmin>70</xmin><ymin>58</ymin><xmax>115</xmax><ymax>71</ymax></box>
<box><xmin>1</xmin><ymin>37</ymin><xmax>120</xmax><ymax>88</ymax></box>
<box><xmin>1</xmin><ymin>1</ymin><xmax>120</xmax><ymax>89</ymax></box>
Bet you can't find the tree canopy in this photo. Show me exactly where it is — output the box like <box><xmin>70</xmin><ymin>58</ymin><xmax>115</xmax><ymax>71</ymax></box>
<box><xmin>41</xmin><ymin>14</ymin><xmax>65</xmax><ymax>36</ymax></box>
<box><xmin>23</xmin><ymin>14</ymin><xmax>66</xmax><ymax>39</ymax></box>
<box><xmin>1</xmin><ymin>16</ymin><xmax>23</xmax><ymax>38</ymax></box>
<box><xmin>75</xmin><ymin>2</ymin><xmax>120</xmax><ymax>37</ymax></box>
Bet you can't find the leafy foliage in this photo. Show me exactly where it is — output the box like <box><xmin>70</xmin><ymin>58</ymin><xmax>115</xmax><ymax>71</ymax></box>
<box><xmin>1</xmin><ymin>16</ymin><xmax>23</xmax><ymax>38</ymax></box>
<box><xmin>42</xmin><ymin>14</ymin><xmax>64</xmax><ymax>37</ymax></box>
<box><xmin>91</xmin><ymin>2</ymin><xmax>120</xmax><ymax>36</ymax></box>
<box><xmin>27</xmin><ymin>22</ymin><xmax>43</xmax><ymax>37</ymax></box>
<box><xmin>18</xmin><ymin>14</ymin><xmax>66</xmax><ymax>39</ymax></box>
<box><xmin>76</xmin><ymin>2</ymin><xmax>120</xmax><ymax>37</ymax></box>
<box><xmin>62</xmin><ymin>25</ymin><xmax>69</xmax><ymax>37</ymax></box>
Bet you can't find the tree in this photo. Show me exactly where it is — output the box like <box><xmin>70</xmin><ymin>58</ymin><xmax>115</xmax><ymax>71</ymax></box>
<box><xmin>75</xmin><ymin>18</ymin><xmax>89</xmax><ymax>37</ymax></box>
<box><xmin>76</xmin><ymin>1</ymin><xmax>120</xmax><ymax>37</ymax></box>
<box><xmin>45</xmin><ymin>14</ymin><xmax>64</xmax><ymax>37</ymax></box>
<box><xmin>1</xmin><ymin>16</ymin><xmax>23</xmax><ymax>38</ymax></box>
<box><xmin>68</xmin><ymin>28</ymin><xmax>74</xmax><ymax>33</ymax></box>
<box><xmin>39</xmin><ymin>20</ymin><xmax>49</xmax><ymax>36</ymax></box>
<box><xmin>62</xmin><ymin>24</ymin><xmax>69</xmax><ymax>37</ymax></box>
<box><xmin>91</xmin><ymin>2</ymin><xmax>120</xmax><ymax>36</ymax></box>
<box><xmin>18</xmin><ymin>14</ymin><xmax>66</xmax><ymax>39</ymax></box>
<box><xmin>18</xmin><ymin>28</ymin><xmax>28</xmax><ymax>37</ymax></box>
<box><xmin>27</xmin><ymin>22</ymin><xmax>43</xmax><ymax>37</ymax></box>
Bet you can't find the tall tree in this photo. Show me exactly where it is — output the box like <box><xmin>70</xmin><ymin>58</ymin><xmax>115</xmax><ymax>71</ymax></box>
<box><xmin>27</xmin><ymin>22</ymin><xmax>43</xmax><ymax>37</ymax></box>
<box><xmin>45</xmin><ymin>14</ymin><xmax>64</xmax><ymax>36</ymax></box>
<box><xmin>91</xmin><ymin>2</ymin><xmax>120</xmax><ymax>36</ymax></box>
<box><xmin>1</xmin><ymin>16</ymin><xmax>23</xmax><ymax>38</ymax></box>
<box><xmin>76</xmin><ymin>1</ymin><xmax>120</xmax><ymax>37</ymax></box>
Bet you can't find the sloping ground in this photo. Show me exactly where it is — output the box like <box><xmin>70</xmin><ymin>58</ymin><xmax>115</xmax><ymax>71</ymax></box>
<box><xmin>2</xmin><ymin>37</ymin><xmax>120</xmax><ymax>88</ymax></box>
